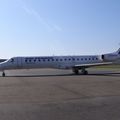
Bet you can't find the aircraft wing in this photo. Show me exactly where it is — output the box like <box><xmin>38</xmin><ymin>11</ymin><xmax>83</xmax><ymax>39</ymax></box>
<box><xmin>73</xmin><ymin>62</ymin><xmax>113</xmax><ymax>69</ymax></box>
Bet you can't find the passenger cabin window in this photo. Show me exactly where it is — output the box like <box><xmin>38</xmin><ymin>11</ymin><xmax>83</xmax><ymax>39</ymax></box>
<box><xmin>72</xmin><ymin>58</ymin><xmax>75</xmax><ymax>61</ymax></box>
<box><xmin>64</xmin><ymin>59</ymin><xmax>67</xmax><ymax>61</ymax></box>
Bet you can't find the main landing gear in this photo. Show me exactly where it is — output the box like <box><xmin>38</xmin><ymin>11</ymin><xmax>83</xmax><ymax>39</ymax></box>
<box><xmin>72</xmin><ymin>68</ymin><xmax>88</xmax><ymax>75</ymax></box>
<box><xmin>2</xmin><ymin>71</ymin><xmax>5</xmax><ymax>77</ymax></box>
<box><xmin>72</xmin><ymin>68</ymin><xmax>79</xmax><ymax>75</ymax></box>
<box><xmin>81</xmin><ymin>68</ymin><xmax>88</xmax><ymax>75</ymax></box>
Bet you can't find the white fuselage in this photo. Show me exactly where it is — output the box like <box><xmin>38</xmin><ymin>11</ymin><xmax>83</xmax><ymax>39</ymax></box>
<box><xmin>0</xmin><ymin>55</ymin><xmax>102</xmax><ymax>71</ymax></box>
<box><xmin>0</xmin><ymin>48</ymin><xmax>120</xmax><ymax>76</ymax></box>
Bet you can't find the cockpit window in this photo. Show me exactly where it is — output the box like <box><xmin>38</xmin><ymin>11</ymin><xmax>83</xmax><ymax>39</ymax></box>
<box><xmin>11</xmin><ymin>58</ymin><xmax>14</xmax><ymax>62</ymax></box>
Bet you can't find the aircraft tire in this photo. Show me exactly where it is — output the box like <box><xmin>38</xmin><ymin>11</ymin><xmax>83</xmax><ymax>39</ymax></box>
<box><xmin>72</xmin><ymin>69</ymin><xmax>79</xmax><ymax>75</ymax></box>
<box><xmin>2</xmin><ymin>72</ymin><xmax>5</xmax><ymax>77</ymax></box>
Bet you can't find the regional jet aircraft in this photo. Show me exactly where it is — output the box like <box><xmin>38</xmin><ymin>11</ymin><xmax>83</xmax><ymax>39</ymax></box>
<box><xmin>0</xmin><ymin>48</ymin><xmax>120</xmax><ymax>77</ymax></box>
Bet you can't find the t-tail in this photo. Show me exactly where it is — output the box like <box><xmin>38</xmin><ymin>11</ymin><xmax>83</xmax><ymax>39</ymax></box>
<box><xmin>101</xmin><ymin>48</ymin><xmax>120</xmax><ymax>62</ymax></box>
<box><xmin>116</xmin><ymin>48</ymin><xmax>120</xmax><ymax>54</ymax></box>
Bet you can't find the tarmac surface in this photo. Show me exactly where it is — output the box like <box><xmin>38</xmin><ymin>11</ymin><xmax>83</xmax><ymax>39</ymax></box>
<box><xmin>0</xmin><ymin>68</ymin><xmax>120</xmax><ymax>120</ymax></box>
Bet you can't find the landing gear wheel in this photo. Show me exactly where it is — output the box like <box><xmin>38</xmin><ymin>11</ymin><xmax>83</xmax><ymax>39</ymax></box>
<box><xmin>82</xmin><ymin>69</ymin><xmax>88</xmax><ymax>75</ymax></box>
<box><xmin>72</xmin><ymin>69</ymin><xmax>79</xmax><ymax>75</ymax></box>
<box><xmin>2</xmin><ymin>72</ymin><xmax>5</xmax><ymax>77</ymax></box>
<box><xmin>84</xmin><ymin>70</ymin><xmax>88</xmax><ymax>75</ymax></box>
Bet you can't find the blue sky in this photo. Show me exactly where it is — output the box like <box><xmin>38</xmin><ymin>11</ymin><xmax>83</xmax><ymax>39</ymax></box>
<box><xmin>0</xmin><ymin>0</ymin><xmax>120</xmax><ymax>58</ymax></box>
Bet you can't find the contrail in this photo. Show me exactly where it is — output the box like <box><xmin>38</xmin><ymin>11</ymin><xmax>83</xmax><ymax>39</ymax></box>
<box><xmin>16</xmin><ymin>0</ymin><xmax>62</xmax><ymax>32</ymax></box>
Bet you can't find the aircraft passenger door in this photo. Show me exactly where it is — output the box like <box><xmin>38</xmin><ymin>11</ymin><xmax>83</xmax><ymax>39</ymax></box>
<box><xmin>17</xmin><ymin>57</ymin><xmax>22</xmax><ymax>68</ymax></box>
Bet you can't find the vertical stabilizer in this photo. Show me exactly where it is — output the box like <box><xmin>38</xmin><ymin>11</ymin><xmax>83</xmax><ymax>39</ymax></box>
<box><xmin>116</xmin><ymin>48</ymin><xmax>120</xmax><ymax>54</ymax></box>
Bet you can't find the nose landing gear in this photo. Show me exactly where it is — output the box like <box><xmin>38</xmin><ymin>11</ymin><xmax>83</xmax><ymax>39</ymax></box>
<box><xmin>2</xmin><ymin>71</ymin><xmax>5</xmax><ymax>77</ymax></box>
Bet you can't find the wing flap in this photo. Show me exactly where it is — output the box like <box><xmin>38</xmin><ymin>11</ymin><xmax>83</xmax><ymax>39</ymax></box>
<box><xmin>73</xmin><ymin>62</ymin><xmax>113</xmax><ymax>69</ymax></box>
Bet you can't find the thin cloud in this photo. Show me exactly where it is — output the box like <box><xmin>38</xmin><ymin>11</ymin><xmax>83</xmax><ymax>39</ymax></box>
<box><xmin>17</xmin><ymin>0</ymin><xmax>62</xmax><ymax>32</ymax></box>
<box><xmin>53</xmin><ymin>24</ymin><xmax>63</xmax><ymax>32</ymax></box>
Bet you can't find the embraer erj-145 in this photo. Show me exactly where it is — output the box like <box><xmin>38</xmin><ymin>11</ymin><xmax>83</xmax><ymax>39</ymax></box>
<box><xmin>0</xmin><ymin>48</ymin><xmax>120</xmax><ymax>77</ymax></box>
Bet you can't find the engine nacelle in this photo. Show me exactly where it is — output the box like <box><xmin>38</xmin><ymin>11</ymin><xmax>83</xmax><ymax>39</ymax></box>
<box><xmin>101</xmin><ymin>53</ymin><xmax>119</xmax><ymax>62</ymax></box>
